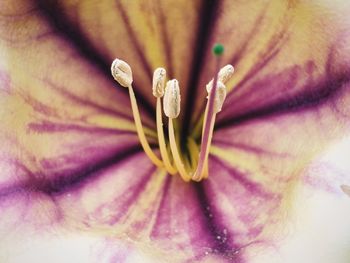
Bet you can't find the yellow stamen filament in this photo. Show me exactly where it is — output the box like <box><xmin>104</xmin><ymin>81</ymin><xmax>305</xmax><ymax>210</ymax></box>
<box><xmin>168</xmin><ymin>118</ymin><xmax>191</xmax><ymax>181</ymax></box>
<box><xmin>192</xmin><ymin>112</ymin><xmax>216</xmax><ymax>181</ymax></box>
<box><xmin>111</xmin><ymin>58</ymin><xmax>163</xmax><ymax>167</ymax></box>
<box><xmin>201</xmin><ymin>104</ymin><xmax>209</xmax><ymax>179</ymax></box>
<box><xmin>187</xmin><ymin>137</ymin><xmax>199</xmax><ymax>169</ymax></box>
<box><xmin>128</xmin><ymin>85</ymin><xmax>164</xmax><ymax>167</ymax></box>
<box><xmin>203</xmin><ymin>158</ymin><xmax>209</xmax><ymax>179</ymax></box>
<box><xmin>156</xmin><ymin>98</ymin><xmax>177</xmax><ymax>174</ymax></box>
<box><xmin>199</xmin><ymin>103</ymin><xmax>209</xmax><ymax>179</ymax></box>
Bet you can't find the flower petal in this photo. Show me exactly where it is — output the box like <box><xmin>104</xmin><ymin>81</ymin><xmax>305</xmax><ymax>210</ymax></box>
<box><xmin>190</xmin><ymin>0</ymin><xmax>350</xmax><ymax>132</ymax></box>
<box><xmin>2</xmin><ymin>1</ymin><xmax>350</xmax><ymax>263</ymax></box>
<box><xmin>1</xmin><ymin>150</ymin><xmax>219</xmax><ymax>262</ymax></box>
<box><xmin>34</xmin><ymin>0</ymin><xmax>211</xmax><ymax>107</ymax></box>
<box><xmin>207</xmin><ymin>48</ymin><xmax>350</xmax><ymax>263</ymax></box>
<box><xmin>0</xmin><ymin>0</ymin><xmax>159</xmax><ymax>195</ymax></box>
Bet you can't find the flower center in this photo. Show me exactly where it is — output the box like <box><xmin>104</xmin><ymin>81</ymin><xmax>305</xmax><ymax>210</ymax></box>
<box><xmin>111</xmin><ymin>44</ymin><xmax>234</xmax><ymax>182</ymax></box>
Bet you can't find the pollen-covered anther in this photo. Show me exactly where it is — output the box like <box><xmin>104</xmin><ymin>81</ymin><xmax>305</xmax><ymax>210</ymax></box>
<box><xmin>111</xmin><ymin>58</ymin><xmax>133</xmax><ymax>87</ymax></box>
<box><xmin>206</xmin><ymin>64</ymin><xmax>234</xmax><ymax>89</ymax></box>
<box><xmin>163</xmin><ymin>79</ymin><xmax>181</xmax><ymax>118</ymax></box>
<box><xmin>152</xmin><ymin>68</ymin><xmax>166</xmax><ymax>97</ymax></box>
<box><xmin>206</xmin><ymin>81</ymin><xmax>227</xmax><ymax>113</ymax></box>
<box><xmin>218</xmin><ymin>64</ymin><xmax>234</xmax><ymax>83</ymax></box>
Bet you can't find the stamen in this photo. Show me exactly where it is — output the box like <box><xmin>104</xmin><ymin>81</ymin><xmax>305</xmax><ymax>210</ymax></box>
<box><xmin>111</xmin><ymin>44</ymin><xmax>234</xmax><ymax>182</ymax></box>
<box><xmin>153</xmin><ymin>69</ymin><xmax>177</xmax><ymax>175</ymax></box>
<box><xmin>111</xmin><ymin>58</ymin><xmax>163</xmax><ymax>167</ymax></box>
<box><xmin>164</xmin><ymin>80</ymin><xmax>191</xmax><ymax>181</ymax></box>
<box><xmin>192</xmin><ymin>44</ymin><xmax>231</xmax><ymax>182</ymax></box>
<box><xmin>168</xmin><ymin>118</ymin><xmax>191</xmax><ymax>181</ymax></box>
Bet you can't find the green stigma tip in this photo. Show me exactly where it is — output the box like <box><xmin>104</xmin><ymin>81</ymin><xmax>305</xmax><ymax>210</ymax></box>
<box><xmin>213</xmin><ymin>44</ymin><xmax>224</xmax><ymax>56</ymax></box>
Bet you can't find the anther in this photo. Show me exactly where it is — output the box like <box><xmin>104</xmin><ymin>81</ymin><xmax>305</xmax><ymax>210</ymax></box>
<box><xmin>206</xmin><ymin>81</ymin><xmax>227</xmax><ymax>113</ymax></box>
<box><xmin>206</xmin><ymin>64</ymin><xmax>234</xmax><ymax>91</ymax></box>
<box><xmin>152</xmin><ymin>68</ymin><xmax>166</xmax><ymax>97</ymax></box>
<box><xmin>111</xmin><ymin>58</ymin><xmax>133</xmax><ymax>87</ymax></box>
<box><xmin>163</xmin><ymin>79</ymin><xmax>181</xmax><ymax>118</ymax></box>
<box><xmin>218</xmin><ymin>64</ymin><xmax>234</xmax><ymax>83</ymax></box>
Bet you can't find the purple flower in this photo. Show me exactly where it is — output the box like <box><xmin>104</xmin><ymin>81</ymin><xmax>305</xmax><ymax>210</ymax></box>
<box><xmin>1</xmin><ymin>1</ymin><xmax>350</xmax><ymax>262</ymax></box>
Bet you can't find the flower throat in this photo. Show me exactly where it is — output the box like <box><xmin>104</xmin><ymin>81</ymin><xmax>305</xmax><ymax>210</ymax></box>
<box><xmin>111</xmin><ymin>44</ymin><xmax>234</xmax><ymax>182</ymax></box>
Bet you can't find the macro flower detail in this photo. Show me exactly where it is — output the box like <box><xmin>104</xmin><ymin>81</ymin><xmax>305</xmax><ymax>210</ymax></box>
<box><xmin>111</xmin><ymin>46</ymin><xmax>233</xmax><ymax>183</ymax></box>
<box><xmin>1</xmin><ymin>1</ymin><xmax>350</xmax><ymax>263</ymax></box>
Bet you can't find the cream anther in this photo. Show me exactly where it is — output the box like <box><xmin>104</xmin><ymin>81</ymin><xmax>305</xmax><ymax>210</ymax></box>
<box><xmin>206</xmin><ymin>81</ymin><xmax>227</xmax><ymax>113</ymax></box>
<box><xmin>111</xmin><ymin>58</ymin><xmax>133</xmax><ymax>87</ymax></box>
<box><xmin>152</xmin><ymin>68</ymin><xmax>166</xmax><ymax>97</ymax></box>
<box><xmin>218</xmin><ymin>64</ymin><xmax>234</xmax><ymax>83</ymax></box>
<box><xmin>206</xmin><ymin>64</ymin><xmax>234</xmax><ymax>92</ymax></box>
<box><xmin>163</xmin><ymin>79</ymin><xmax>181</xmax><ymax>118</ymax></box>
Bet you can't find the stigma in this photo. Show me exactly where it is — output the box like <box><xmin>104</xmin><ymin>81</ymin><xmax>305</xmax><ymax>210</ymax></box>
<box><xmin>111</xmin><ymin>44</ymin><xmax>234</xmax><ymax>182</ymax></box>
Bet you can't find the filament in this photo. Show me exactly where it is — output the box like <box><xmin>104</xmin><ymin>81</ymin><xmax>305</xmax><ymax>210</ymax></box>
<box><xmin>168</xmin><ymin>118</ymin><xmax>191</xmax><ymax>182</ymax></box>
<box><xmin>156</xmin><ymin>97</ymin><xmax>177</xmax><ymax>174</ymax></box>
<box><xmin>127</xmin><ymin>85</ymin><xmax>164</xmax><ymax>167</ymax></box>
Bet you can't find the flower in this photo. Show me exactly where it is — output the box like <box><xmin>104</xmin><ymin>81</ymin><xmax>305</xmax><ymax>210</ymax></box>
<box><xmin>1</xmin><ymin>0</ymin><xmax>350</xmax><ymax>262</ymax></box>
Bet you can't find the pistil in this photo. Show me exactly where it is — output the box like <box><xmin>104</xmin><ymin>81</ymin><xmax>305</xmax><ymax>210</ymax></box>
<box><xmin>153</xmin><ymin>68</ymin><xmax>177</xmax><ymax>175</ymax></box>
